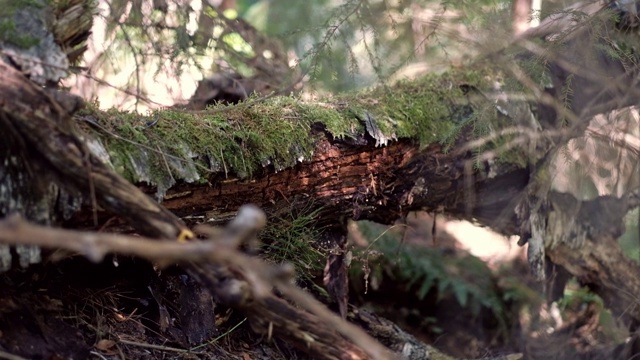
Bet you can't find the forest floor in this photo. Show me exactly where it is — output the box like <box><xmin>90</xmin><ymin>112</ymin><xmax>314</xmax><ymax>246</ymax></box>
<box><xmin>0</xmin><ymin>213</ymin><xmax>614</xmax><ymax>359</ymax></box>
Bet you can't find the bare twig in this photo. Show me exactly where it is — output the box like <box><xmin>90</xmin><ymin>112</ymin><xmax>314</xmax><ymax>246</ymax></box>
<box><xmin>118</xmin><ymin>339</ymin><xmax>193</xmax><ymax>354</ymax></box>
<box><xmin>0</xmin><ymin>351</ymin><xmax>30</xmax><ymax>360</ymax></box>
<box><xmin>0</xmin><ymin>207</ymin><xmax>395</xmax><ymax>360</ymax></box>
<box><xmin>0</xmin><ymin>205</ymin><xmax>265</xmax><ymax>266</ymax></box>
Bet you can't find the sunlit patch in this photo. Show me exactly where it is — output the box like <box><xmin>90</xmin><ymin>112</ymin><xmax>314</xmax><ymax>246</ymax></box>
<box><xmin>177</xmin><ymin>228</ymin><xmax>195</xmax><ymax>242</ymax></box>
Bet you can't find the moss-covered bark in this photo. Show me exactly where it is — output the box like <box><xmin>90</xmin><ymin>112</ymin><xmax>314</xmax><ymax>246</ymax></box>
<box><xmin>66</xmin><ymin>66</ymin><xmax>534</xmax><ymax>238</ymax></box>
<box><xmin>80</xmin><ymin>68</ymin><xmax>502</xmax><ymax>200</ymax></box>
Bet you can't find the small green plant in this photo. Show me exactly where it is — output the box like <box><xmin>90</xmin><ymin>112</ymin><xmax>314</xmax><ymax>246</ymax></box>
<box><xmin>260</xmin><ymin>201</ymin><xmax>327</xmax><ymax>286</ymax></box>
<box><xmin>352</xmin><ymin>221</ymin><xmax>510</xmax><ymax>331</ymax></box>
<box><xmin>556</xmin><ymin>282</ymin><xmax>604</xmax><ymax>312</ymax></box>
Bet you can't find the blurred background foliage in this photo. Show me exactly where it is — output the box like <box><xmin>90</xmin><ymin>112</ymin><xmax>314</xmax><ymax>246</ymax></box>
<box><xmin>66</xmin><ymin>0</ymin><xmax>532</xmax><ymax>110</ymax></box>
<box><xmin>68</xmin><ymin>0</ymin><xmax>610</xmax><ymax>106</ymax></box>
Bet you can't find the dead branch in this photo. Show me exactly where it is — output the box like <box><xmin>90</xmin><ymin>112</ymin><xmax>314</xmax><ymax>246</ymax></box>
<box><xmin>0</xmin><ymin>206</ymin><xmax>263</xmax><ymax>266</ymax></box>
<box><xmin>0</xmin><ymin>210</ymin><xmax>395</xmax><ymax>360</ymax></box>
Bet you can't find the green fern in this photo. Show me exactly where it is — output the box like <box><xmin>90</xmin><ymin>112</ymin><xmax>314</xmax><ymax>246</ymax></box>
<box><xmin>352</xmin><ymin>222</ymin><xmax>509</xmax><ymax>331</ymax></box>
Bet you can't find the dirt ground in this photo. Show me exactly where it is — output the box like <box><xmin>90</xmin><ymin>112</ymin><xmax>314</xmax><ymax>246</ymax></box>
<box><xmin>0</xmin><ymin>213</ymin><xmax>617</xmax><ymax>359</ymax></box>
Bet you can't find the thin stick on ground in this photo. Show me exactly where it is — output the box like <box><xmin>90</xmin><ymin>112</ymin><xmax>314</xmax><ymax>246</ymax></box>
<box><xmin>0</xmin><ymin>208</ymin><xmax>395</xmax><ymax>360</ymax></box>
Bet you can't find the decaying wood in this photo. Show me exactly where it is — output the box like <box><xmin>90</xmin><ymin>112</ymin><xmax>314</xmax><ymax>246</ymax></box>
<box><xmin>76</xmin><ymin>128</ymin><xmax>529</xmax><ymax>236</ymax></box>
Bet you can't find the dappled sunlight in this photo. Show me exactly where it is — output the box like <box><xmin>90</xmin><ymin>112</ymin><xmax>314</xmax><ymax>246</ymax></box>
<box><xmin>402</xmin><ymin>212</ymin><xmax>524</xmax><ymax>266</ymax></box>
<box><xmin>2</xmin><ymin>0</ymin><xmax>640</xmax><ymax>358</ymax></box>
<box><xmin>442</xmin><ymin>219</ymin><xmax>524</xmax><ymax>265</ymax></box>
<box><xmin>62</xmin><ymin>0</ymin><xmax>216</xmax><ymax>112</ymax></box>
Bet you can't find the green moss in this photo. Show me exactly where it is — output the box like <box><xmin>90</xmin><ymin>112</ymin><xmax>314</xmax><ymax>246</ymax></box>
<box><xmin>0</xmin><ymin>19</ymin><xmax>40</xmax><ymax>48</ymax></box>
<box><xmin>81</xmin><ymin>66</ymin><xmax>522</xmax><ymax>198</ymax></box>
<box><xmin>0</xmin><ymin>0</ymin><xmax>45</xmax><ymax>13</ymax></box>
<box><xmin>327</xmin><ymin>68</ymin><xmax>494</xmax><ymax>148</ymax></box>
<box><xmin>295</xmin><ymin>102</ymin><xmax>360</xmax><ymax>139</ymax></box>
<box><xmin>84</xmin><ymin>96</ymin><xmax>322</xmax><ymax>196</ymax></box>
<box><xmin>261</xmin><ymin>201</ymin><xmax>327</xmax><ymax>286</ymax></box>
<box><xmin>0</xmin><ymin>0</ymin><xmax>48</xmax><ymax>49</ymax></box>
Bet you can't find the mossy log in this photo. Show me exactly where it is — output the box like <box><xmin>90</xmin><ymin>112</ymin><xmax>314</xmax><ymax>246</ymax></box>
<box><xmin>68</xmin><ymin>68</ymin><xmax>530</xmax><ymax>233</ymax></box>
<box><xmin>1</xmin><ymin>48</ymin><xmax>640</xmax><ymax>357</ymax></box>
<box><xmin>3</xmin><ymin>1</ymin><xmax>640</xmax><ymax>356</ymax></box>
